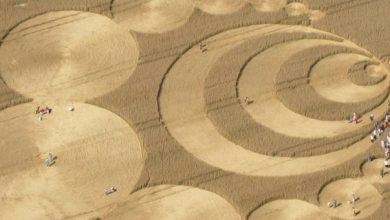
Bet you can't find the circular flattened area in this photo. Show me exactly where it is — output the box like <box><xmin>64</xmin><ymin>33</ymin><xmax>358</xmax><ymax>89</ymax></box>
<box><xmin>362</xmin><ymin>159</ymin><xmax>390</xmax><ymax>183</ymax></box>
<box><xmin>285</xmin><ymin>2</ymin><xmax>309</xmax><ymax>16</ymax></box>
<box><xmin>104</xmin><ymin>185</ymin><xmax>241</xmax><ymax>220</ymax></box>
<box><xmin>249</xmin><ymin>0</ymin><xmax>287</xmax><ymax>12</ymax></box>
<box><xmin>310</xmin><ymin>53</ymin><xmax>389</xmax><ymax>103</ymax></box>
<box><xmin>193</xmin><ymin>0</ymin><xmax>246</xmax><ymax>14</ymax></box>
<box><xmin>366</xmin><ymin>64</ymin><xmax>388</xmax><ymax>80</ymax></box>
<box><xmin>159</xmin><ymin>24</ymin><xmax>387</xmax><ymax>176</ymax></box>
<box><xmin>0</xmin><ymin>102</ymin><xmax>144</xmax><ymax>219</ymax></box>
<box><xmin>319</xmin><ymin>179</ymin><xmax>382</xmax><ymax>219</ymax></box>
<box><xmin>112</xmin><ymin>0</ymin><xmax>194</xmax><ymax>33</ymax></box>
<box><xmin>248</xmin><ymin>199</ymin><xmax>330</xmax><ymax>220</ymax></box>
<box><xmin>0</xmin><ymin>11</ymin><xmax>139</xmax><ymax>101</ymax></box>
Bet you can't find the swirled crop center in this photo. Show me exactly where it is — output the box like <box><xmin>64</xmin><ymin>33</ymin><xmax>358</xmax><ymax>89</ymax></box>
<box><xmin>193</xmin><ymin>0</ymin><xmax>246</xmax><ymax>15</ymax></box>
<box><xmin>159</xmin><ymin>24</ymin><xmax>389</xmax><ymax>176</ymax></box>
<box><xmin>310</xmin><ymin>53</ymin><xmax>389</xmax><ymax>103</ymax></box>
<box><xmin>112</xmin><ymin>0</ymin><xmax>194</xmax><ymax>33</ymax></box>
<box><xmin>248</xmin><ymin>0</ymin><xmax>287</xmax><ymax>12</ymax></box>
<box><xmin>104</xmin><ymin>185</ymin><xmax>241</xmax><ymax>220</ymax></box>
<box><xmin>0</xmin><ymin>11</ymin><xmax>139</xmax><ymax>101</ymax></box>
<box><xmin>238</xmin><ymin>40</ymin><xmax>387</xmax><ymax>138</ymax></box>
<box><xmin>0</xmin><ymin>102</ymin><xmax>144</xmax><ymax>220</ymax></box>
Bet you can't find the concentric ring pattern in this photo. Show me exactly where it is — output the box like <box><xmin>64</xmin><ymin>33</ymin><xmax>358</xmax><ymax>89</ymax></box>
<box><xmin>110</xmin><ymin>0</ymin><xmax>321</xmax><ymax>33</ymax></box>
<box><xmin>2</xmin><ymin>2</ymin><xmax>390</xmax><ymax>219</ymax></box>
<box><xmin>158</xmin><ymin>24</ymin><xmax>390</xmax><ymax>176</ymax></box>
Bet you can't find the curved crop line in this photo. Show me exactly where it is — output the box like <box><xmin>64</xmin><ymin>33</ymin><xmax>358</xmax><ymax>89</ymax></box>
<box><xmin>315</xmin><ymin>174</ymin><xmax>359</xmax><ymax>204</ymax></box>
<box><xmin>108</xmin><ymin>0</ymin><xmax>317</xmax><ymax>34</ymax></box>
<box><xmin>234</xmin><ymin>36</ymin><xmax>343</xmax><ymax>99</ymax></box>
<box><xmin>348</xmin><ymin>60</ymin><xmax>386</xmax><ymax>86</ymax></box>
<box><xmin>155</xmin><ymin>24</ymin><xmax>293</xmax><ymax>123</ymax></box>
<box><xmin>273</xmin><ymin>45</ymin><xmax>388</xmax><ymax>121</ymax></box>
<box><xmin>246</xmin><ymin>196</ymin><xmax>289</xmax><ymax>220</ymax></box>
<box><xmin>202</xmin><ymin>33</ymin><xmax>384</xmax><ymax>157</ymax></box>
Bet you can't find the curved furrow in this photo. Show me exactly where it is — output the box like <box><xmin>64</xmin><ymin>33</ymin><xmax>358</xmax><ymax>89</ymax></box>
<box><xmin>248</xmin><ymin>0</ymin><xmax>287</xmax><ymax>12</ymax></box>
<box><xmin>159</xmin><ymin>24</ymin><xmax>389</xmax><ymax>176</ymax></box>
<box><xmin>104</xmin><ymin>185</ymin><xmax>241</xmax><ymax>220</ymax></box>
<box><xmin>205</xmin><ymin>34</ymin><xmax>372</xmax><ymax>156</ymax></box>
<box><xmin>318</xmin><ymin>179</ymin><xmax>382</xmax><ymax>219</ymax></box>
<box><xmin>348</xmin><ymin>60</ymin><xmax>387</xmax><ymax>86</ymax></box>
<box><xmin>275</xmin><ymin>45</ymin><xmax>389</xmax><ymax>120</ymax></box>
<box><xmin>193</xmin><ymin>0</ymin><xmax>246</xmax><ymax>15</ymax></box>
<box><xmin>310</xmin><ymin>53</ymin><xmax>389</xmax><ymax>103</ymax></box>
<box><xmin>248</xmin><ymin>199</ymin><xmax>330</xmax><ymax>220</ymax></box>
<box><xmin>310</xmin><ymin>53</ymin><xmax>389</xmax><ymax>104</ymax></box>
<box><xmin>111</xmin><ymin>0</ymin><xmax>195</xmax><ymax>33</ymax></box>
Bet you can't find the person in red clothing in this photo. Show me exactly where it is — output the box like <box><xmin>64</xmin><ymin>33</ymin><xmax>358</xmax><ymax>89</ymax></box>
<box><xmin>35</xmin><ymin>106</ymin><xmax>52</xmax><ymax>115</ymax></box>
<box><xmin>350</xmin><ymin>112</ymin><xmax>358</xmax><ymax>124</ymax></box>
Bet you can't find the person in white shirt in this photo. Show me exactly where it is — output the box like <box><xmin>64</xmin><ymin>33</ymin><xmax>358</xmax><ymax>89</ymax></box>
<box><xmin>104</xmin><ymin>187</ymin><xmax>117</xmax><ymax>195</ymax></box>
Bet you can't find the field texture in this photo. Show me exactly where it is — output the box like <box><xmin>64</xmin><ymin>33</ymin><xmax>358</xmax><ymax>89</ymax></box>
<box><xmin>1</xmin><ymin>0</ymin><xmax>390</xmax><ymax>219</ymax></box>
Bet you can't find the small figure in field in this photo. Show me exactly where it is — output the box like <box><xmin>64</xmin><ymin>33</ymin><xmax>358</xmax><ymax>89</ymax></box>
<box><xmin>387</xmin><ymin>132</ymin><xmax>390</xmax><ymax>142</ymax></box>
<box><xmin>352</xmin><ymin>206</ymin><xmax>359</xmax><ymax>216</ymax></box>
<box><xmin>46</xmin><ymin>152</ymin><xmax>57</xmax><ymax>167</ymax></box>
<box><xmin>373</xmin><ymin>120</ymin><xmax>378</xmax><ymax>130</ymax></box>
<box><xmin>385</xmin><ymin>160</ymin><xmax>390</xmax><ymax>168</ymax></box>
<box><xmin>68</xmin><ymin>106</ymin><xmax>74</xmax><ymax>112</ymax></box>
<box><xmin>350</xmin><ymin>112</ymin><xmax>359</xmax><ymax>124</ymax></box>
<box><xmin>370</xmin><ymin>113</ymin><xmax>374</xmax><ymax>122</ymax></box>
<box><xmin>385</xmin><ymin>113</ymin><xmax>390</xmax><ymax>123</ymax></box>
<box><xmin>327</xmin><ymin>199</ymin><xmax>337</xmax><ymax>208</ymax></box>
<box><xmin>36</xmin><ymin>106</ymin><xmax>52</xmax><ymax>121</ymax></box>
<box><xmin>385</xmin><ymin>140</ymin><xmax>390</xmax><ymax>149</ymax></box>
<box><xmin>199</xmin><ymin>42</ymin><xmax>207</xmax><ymax>53</ymax></box>
<box><xmin>244</xmin><ymin>97</ymin><xmax>254</xmax><ymax>105</ymax></box>
<box><xmin>348</xmin><ymin>193</ymin><xmax>357</xmax><ymax>205</ymax></box>
<box><xmin>379</xmin><ymin>122</ymin><xmax>385</xmax><ymax>134</ymax></box>
<box><xmin>371</xmin><ymin>129</ymin><xmax>379</xmax><ymax>143</ymax></box>
<box><xmin>381</xmin><ymin>140</ymin><xmax>386</xmax><ymax>149</ymax></box>
<box><xmin>380</xmin><ymin>167</ymin><xmax>385</xmax><ymax>178</ymax></box>
<box><xmin>35</xmin><ymin>106</ymin><xmax>52</xmax><ymax>115</ymax></box>
<box><xmin>351</xmin><ymin>193</ymin><xmax>357</xmax><ymax>204</ymax></box>
<box><xmin>104</xmin><ymin>187</ymin><xmax>117</xmax><ymax>195</ymax></box>
<box><xmin>385</xmin><ymin>149</ymin><xmax>390</xmax><ymax>160</ymax></box>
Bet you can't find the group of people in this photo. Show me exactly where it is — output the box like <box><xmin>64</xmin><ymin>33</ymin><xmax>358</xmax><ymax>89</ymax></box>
<box><xmin>104</xmin><ymin>187</ymin><xmax>117</xmax><ymax>195</ymax></box>
<box><xmin>328</xmin><ymin>110</ymin><xmax>390</xmax><ymax>215</ymax></box>
<box><xmin>38</xmin><ymin>104</ymin><xmax>116</xmax><ymax>195</ymax></box>
<box><xmin>370</xmin><ymin>110</ymin><xmax>390</xmax><ymax>171</ymax></box>
<box><xmin>327</xmin><ymin>193</ymin><xmax>359</xmax><ymax>216</ymax></box>
<box><xmin>199</xmin><ymin>42</ymin><xmax>207</xmax><ymax>53</ymax></box>
<box><xmin>46</xmin><ymin>152</ymin><xmax>57</xmax><ymax>167</ymax></box>
<box><xmin>369</xmin><ymin>111</ymin><xmax>390</xmax><ymax>143</ymax></box>
<box><xmin>35</xmin><ymin>106</ymin><xmax>52</xmax><ymax>121</ymax></box>
<box><xmin>35</xmin><ymin>105</ymin><xmax>75</xmax><ymax>121</ymax></box>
